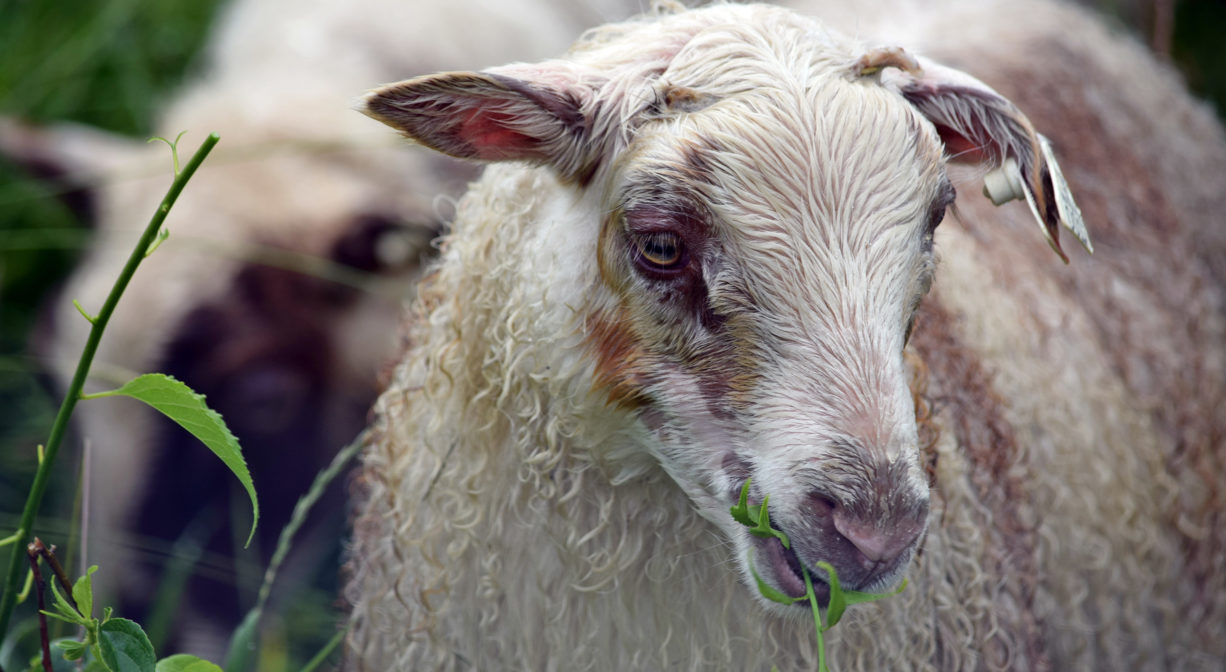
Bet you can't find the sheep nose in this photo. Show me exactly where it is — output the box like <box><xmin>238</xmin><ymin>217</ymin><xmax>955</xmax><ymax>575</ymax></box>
<box><xmin>807</xmin><ymin>489</ymin><xmax>928</xmax><ymax>583</ymax></box>
<box><xmin>831</xmin><ymin>504</ymin><xmax>927</xmax><ymax>566</ymax></box>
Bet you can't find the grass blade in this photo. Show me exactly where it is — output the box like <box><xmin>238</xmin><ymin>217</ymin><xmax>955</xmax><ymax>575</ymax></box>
<box><xmin>223</xmin><ymin>432</ymin><xmax>364</xmax><ymax>672</ymax></box>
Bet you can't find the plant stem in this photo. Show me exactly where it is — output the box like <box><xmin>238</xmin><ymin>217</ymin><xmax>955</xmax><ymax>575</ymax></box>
<box><xmin>802</xmin><ymin>567</ymin><xmax>828</xmax><ymax>672</ymax></box>
<box><xmin>0</xmin><ymin>133</ymin><xmax>219</xmax><ymax>638</ymax></box>
<box><xmin>26</xmin><ymin>547</ymin><xmax>51</xmax><ymax>672</ymax></box>
<box><xmin>0</xmin><ymin>530</ymin><xmax>21</xmax><ymax>549</ymax></box>
<box><xmin>30</xmin><ymin>540</ymin><xmax>79</xmax><ymax>616</ymax></box>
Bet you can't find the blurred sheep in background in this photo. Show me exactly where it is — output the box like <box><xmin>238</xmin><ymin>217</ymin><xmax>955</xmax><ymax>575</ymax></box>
<box><xmin>1</xmin><ymin>0</ymin><xmax>642</xmax><ymax>659</ymax></box>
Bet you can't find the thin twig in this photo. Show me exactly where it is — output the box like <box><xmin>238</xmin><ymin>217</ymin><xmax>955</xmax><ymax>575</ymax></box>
<box><xmin>31</xmin><ymin>540</ymin><xmax>79</xmax><ymax>615</ymax></box>
<box><xmin>0</xmin><ymin>133</ymin><xmax>220</xmax><ymax>637</ymax></box>
<box><xmin>26</xmin><ymin>545</ymin><xmax>52</xmax><ymax>672</ymax></box>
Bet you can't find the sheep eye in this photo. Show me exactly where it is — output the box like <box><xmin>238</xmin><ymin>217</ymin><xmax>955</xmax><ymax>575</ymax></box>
<box><xmin>633</xmin><ymin>231</ymin><xmax>686</xmax><ymax>272</ymax></box>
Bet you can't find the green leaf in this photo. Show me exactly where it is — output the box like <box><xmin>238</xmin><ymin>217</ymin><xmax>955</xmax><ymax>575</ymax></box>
<box><xmin>98</xmin><ymin>618</ymin><xmax>157</xmax><ymax>672</ymax></box>
<box><xmin>74</xmin><ymin>565</ymin><xmax>98</xmax><ymax>620</ymax></box>
<box><xmin>748</xmin><ymin>557</ymin><xmax>804</xmax><ymax>605</ymax></box>
<box><xmin>842</xmin><ymin>577</ymin><xmax>908</xmax><ymax>607</ymax></box>
<box><xmin>45</xmin><ymin>581</ymin><xmax>83</xmax><ymax>626</ymax></box>
<box><xmin>155</xmin><ymin>654</ymin><xmax>223</xmax><ymax>672</ymax></box>
<box><xmin>748</xmin><ymin>495</ymin><xmax>790</xmax><ymax>549</ymax></box>
<box><xmin>732</xmin><ymin>481</ymin><xmax>792</xmax><ymax>548</ymax></box>
<box><xmin>730</xmin><ymin>480</ymin><xmax>756</xmax><ymax>527</ymax></box>
<box><xmin>816</xmin><ymin>561</ymin><xmax>846</xmax><ymax>629</ymax></box>
<box><xmin>83</xmin><ymin>373</ymin><xmax>259</xmax><ymax>546</ymax></box>
<box><xmin>815</xmin><ymin>561</ymin><xmax>909</xmax><ymax>631</ymax></box>
<box><xmin>55</xmin><ymin>638</ymin><xmax>88</xmax><ymax>661</ymax></box>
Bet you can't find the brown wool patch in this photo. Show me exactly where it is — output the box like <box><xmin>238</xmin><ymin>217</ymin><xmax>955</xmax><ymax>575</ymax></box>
<box><xmin>583</xmin><ymin>308</ymin><xmax>652</xmax><ymax>409</ymax></box>
<box><xmin>967</xmin><ymin>37</ymin><xmax>1226</xmax><ymax>629</ymax></box>
<box><xmin>904</xmin><ymin>349</ymin><xmax>940</xmax><ymax>488</ymax></box>
<box><xmin>908</xmin><ymin>299</ymin><xmax>1050</xmax><ymax>670</ymax></box>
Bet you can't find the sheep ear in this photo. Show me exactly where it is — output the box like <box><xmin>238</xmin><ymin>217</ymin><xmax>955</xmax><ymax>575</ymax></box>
<box><xmin>870</xmin><ymin>52</ymin><xmax>1093</xmax><ymax>262</ymax></box>
<box><xmin>361</xmin><ymin>67</ymin><xmax>599</xmax><ymax>182</ymax></box>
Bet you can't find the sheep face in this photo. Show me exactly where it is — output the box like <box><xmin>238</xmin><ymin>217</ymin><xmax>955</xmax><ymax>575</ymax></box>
<box><xmin>585</xmin><ymin>87</ymin><xmax>948</xmax><ymax>604</ymax></box>
<box><xmin>362</xmin><ymin>3</ymin><xmax>1086</xmax><ymax>613</ymax></box>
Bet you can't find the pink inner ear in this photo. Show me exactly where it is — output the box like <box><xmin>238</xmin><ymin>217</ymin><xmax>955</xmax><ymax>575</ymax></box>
<box><xmin>457</xmin><ymin>107</ymin><xmax>542</xmax><ymax>161</ymax></box>
<box><xmin>937</xmin><ymin>126</ymin><xmax>993</xmax><ymax>164</ymax></box>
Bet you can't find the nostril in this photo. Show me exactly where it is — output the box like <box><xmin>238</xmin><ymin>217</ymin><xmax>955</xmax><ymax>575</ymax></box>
<box><xmin>831</xmin><ymin>508</ymin><xmax>925</xmax><ymax>565</ymax></box>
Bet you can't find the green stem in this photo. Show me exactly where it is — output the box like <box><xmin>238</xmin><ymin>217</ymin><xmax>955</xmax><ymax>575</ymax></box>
<box><xmin>299</xmin><ymin>623</ymin><xmax>352</xmax><ymax>672</ymax></box>
<box><xmin>803</xmin><ymin>566</ymin><xmax>828</xmax><ymax>672</ymax></box>
<box><xmin>223</xmin><ymin>433</ymin><xmax>364</xmax><ymax>672</ymax></box>
<box><xmin>0</xmin><ymin>133</ymin><xmax>219</xmax><ymax>638</ymax></box>
<box><xmin>0</xmin><ymin>530</ymin><xmax>21</xmax><ymax>549</ymax></box>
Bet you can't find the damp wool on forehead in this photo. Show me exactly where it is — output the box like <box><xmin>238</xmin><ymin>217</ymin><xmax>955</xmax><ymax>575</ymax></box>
<box><xmin>656</xmin><ymin>94</ymin><xmax>941</xmax><ymax>272</ymax></box>
<box><xmin>637</xmin><ymin>30</ymin><xmax>947</xmax><ymax>311</ymax></box>
<box><xmin>616</xmin><ymin>110</ymin><xmax>942</xmax><ymax>371</ymax></box>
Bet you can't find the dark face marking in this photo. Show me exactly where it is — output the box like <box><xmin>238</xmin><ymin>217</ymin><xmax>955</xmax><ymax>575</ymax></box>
<box><xmin>330</xmin><ymin>212</ymin><xmax>438</xmax><ymax>274</ymax></box>
<box><xmin>923</xmin><ymin>178</ymin><xmax>956</xmax><ymax>253</ymax></box>
<box><xmin>904</xmin><ymin>177</ymin><xmax>955</xmax><ymax>346</ymax></box>
<box><xmin>619</xmin><ymin>181</ymin><xmax>727</xmax><ymax>332</ymax></box>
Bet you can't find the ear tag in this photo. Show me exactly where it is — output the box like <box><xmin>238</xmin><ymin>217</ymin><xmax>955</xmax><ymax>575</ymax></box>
<box><xmin>984</xmin><ymin>138</ymin><xmax>1094</xmax><ymax>262</ymax></box>
<box><xmin>982</xmin><ymin>157</ymin><xmax>1026</xmax><ymax>205</ymax></box>
<box><xmin>1039</xmin><ymin>135</ymin><xmax>1093</xmax><ymax>255</ymax></box>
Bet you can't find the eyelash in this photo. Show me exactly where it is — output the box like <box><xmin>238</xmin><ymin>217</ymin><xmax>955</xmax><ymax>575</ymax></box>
<box><xmin>635</xmin><ymin>231</ymin><xmax>685</xmax><ymax>269</ymax></box>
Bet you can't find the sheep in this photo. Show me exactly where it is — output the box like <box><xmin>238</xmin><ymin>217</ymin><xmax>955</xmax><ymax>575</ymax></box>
<box><xmin>344</xmin><ymin>0</ymin><xmax>1226</xmax><ymax>669</ymax></box>
<box><xmin>1</xmin><ymin>0</ymin><xmax>643</xmax><ymax>657</ymax></box>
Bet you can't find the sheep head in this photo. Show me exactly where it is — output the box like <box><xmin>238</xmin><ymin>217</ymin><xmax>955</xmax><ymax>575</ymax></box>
<box><xmin>361</xmin><ymin>4</ymin><xmax>1088</xmax><ymax>612</ymax></box>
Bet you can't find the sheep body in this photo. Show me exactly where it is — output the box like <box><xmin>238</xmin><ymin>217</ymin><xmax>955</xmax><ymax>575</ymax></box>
<box><xmin>347</xmin><ymin>1</ymin><xmax>1226</xmax><ymax>669</ymax></box>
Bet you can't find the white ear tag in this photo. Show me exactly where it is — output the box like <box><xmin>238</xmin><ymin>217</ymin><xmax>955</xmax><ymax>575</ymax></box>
<box><xmin>983</xmin><ymin>137</ymin><xmax>1094</xmax><ymax>262</ymax></box>
<box><xmin>984</xmin><ymin>157</ymin><xmax>1064</xmax><ymax>257</ymax></box>
<box><xmin>1039</xmin><ymin>135</ymin><xmax>1093</xmax><ymax>254</ymax></box>
<box><xmin>982</xmin><ymin>157</ymin><xmax>1026</xmax><ymax>205</ymax></box>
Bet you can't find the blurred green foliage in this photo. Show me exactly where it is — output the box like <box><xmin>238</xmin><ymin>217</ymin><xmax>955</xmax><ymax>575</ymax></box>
<box><xmin>1173</xmin><ymin>0</ymin><xmax>1226</xmax><ymax>116</ymax></box>
<box><xmin>0</xmin><ymin>0</ymin><xmax>222</xmax><ymax>132</ymax></box>
<box><xmin>0</xmin><ymin>0</ymin><xmax>227</xmax><ymax>507</ymax></box>
<box><xmin>0</xmin><ymin>0</ymin><xmax>226</xmax><ymax>661</ymax></box>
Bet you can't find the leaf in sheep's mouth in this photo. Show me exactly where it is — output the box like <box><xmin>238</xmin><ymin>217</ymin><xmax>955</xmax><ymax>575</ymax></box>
<box><xmin>732</xmin><ymin>479</ymin><xmax>841</xmax><ymax>607</ymax></box>
<box><xmin>757</xmin><ymin>526</ymin><xmax>831</xmax><ymax>606</ymax></box>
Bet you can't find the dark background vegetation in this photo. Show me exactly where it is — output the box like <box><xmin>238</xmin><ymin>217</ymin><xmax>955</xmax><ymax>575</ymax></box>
<box><xmin>0</xmin><ymin>0</ymin><xmax>1221</xmax><ymax>666</ymax></box>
